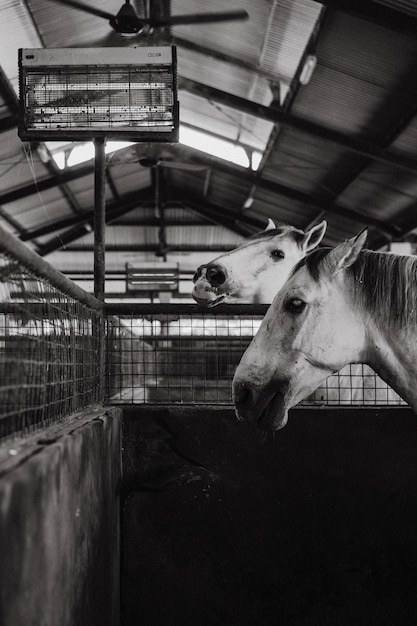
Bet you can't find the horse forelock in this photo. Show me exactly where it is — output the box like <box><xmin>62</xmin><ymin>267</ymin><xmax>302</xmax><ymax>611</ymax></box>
<box><xmin>292</xmin><ymin>247</ymin><xmax>417</xmax><ymax>329</ymax></box>
<box><xmin>247</xmin><ymin>224</ymin><xmax>305</xmax><ymax>245</ymax></box>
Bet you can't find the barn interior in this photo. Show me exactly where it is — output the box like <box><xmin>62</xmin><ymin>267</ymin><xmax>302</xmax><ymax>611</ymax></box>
<box><xmin>1</xmin><ymin>1</ymin><xmax>417</xmax><ymax>625</ymax></box>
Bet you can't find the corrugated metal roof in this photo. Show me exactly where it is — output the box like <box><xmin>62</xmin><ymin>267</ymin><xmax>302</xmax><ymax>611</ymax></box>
<box><xmin>262</xmin><ymin>127</ymin><xmax>349</xmax><ymax>195</ymax></box>
<box><xmin>0</xmin><ymin>0</ymin><xmax>43</xmax><ymax>91</ymax></box>
<box><xmin>1</xmin><ymin>0</ymin><xmax>417</xmax><ymax>299</ymax></box>
<box><xmin>376</xmin><ymin>0</ymin><xmax>417</xmax><ymax>18</ymax></box>
<box><xmin>0</xmin><ymin>131</ymin><xmax>48</xmax><ymax>195</ymax></box>
<box><xmin>258</xmin><ymin>0</ymin><xmax>322</xmax><ymax>85</ymax></box>
<box><xmin>171</xmin><ymin>0</ymin><xmax>269</xmax><ymax>62</ymax></box>
<box><xmin>317</xmin><ymin>11</ymin><xmax>417</xmax><ymax>88</ymax></box>
<box><xmin>339</xmin><ymin>165</ymin><xmax>417</xmax><ymax>221</ymax></box>
<box><xmin>293</xmin><ymin>64</ymin><xmax>388</xmax><ymax>136</ymax></box>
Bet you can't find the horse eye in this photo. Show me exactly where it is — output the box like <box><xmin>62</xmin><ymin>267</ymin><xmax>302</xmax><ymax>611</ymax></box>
<box><xmin>271</xmin><ymin>249</ymin><xmax>285</xmax><ymax>260</ymax></box>
<box><xmin>284</xmin><ymin>297</ymin><xmax>306</xmax><ymax>314</ymax></box>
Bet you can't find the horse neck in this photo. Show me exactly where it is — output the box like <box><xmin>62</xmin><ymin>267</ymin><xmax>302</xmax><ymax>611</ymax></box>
<box><xmin>366</xmin><ymin>323</ymin><xmax>417</xmax><ymax>413</ymax></box>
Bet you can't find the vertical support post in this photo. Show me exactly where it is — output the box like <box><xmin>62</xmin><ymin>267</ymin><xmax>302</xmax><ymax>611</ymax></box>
<box><xmin>94</xmin><ymin>137</ymin><xmax>106</xmax><ymax>401</ymax></box>
<box><xmin>94</xmin><ymin>137</ymin><xmax>106</xmax><ymax>301</ymax></box>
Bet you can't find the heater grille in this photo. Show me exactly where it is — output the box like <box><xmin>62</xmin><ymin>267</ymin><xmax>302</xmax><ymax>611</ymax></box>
<box><xmin>18</xmin><ymin>47</ymin><xmax>178</xmax><ymax>141</ymax></box>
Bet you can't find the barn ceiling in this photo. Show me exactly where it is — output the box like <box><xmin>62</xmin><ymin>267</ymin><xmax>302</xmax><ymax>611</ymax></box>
<box><xmin>0</xmin><ymin>0</ymin><xmax>417</xmax><ymax>300</ymax></box>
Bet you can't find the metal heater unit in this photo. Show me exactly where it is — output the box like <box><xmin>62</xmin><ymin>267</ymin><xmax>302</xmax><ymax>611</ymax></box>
<box><xmin>18</xmin><ymin>47</ymin><xmax>178</xmax><ymax>142</ymax></box>
<box><xmin>126</xmin><ymin>263</ymin><xmax>179</xmax><ymax>293</ymax></box>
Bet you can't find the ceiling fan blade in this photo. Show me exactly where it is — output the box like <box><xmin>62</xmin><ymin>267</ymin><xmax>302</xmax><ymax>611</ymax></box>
<box><xmin>148</xmin><ymin>9</ymin><xmax>249</xmax><ymax>28</ymax></box>
<box><xmin>49</xmin><ymin>0</ymin><xmax>115</xmax><ymax>21</ymax></box>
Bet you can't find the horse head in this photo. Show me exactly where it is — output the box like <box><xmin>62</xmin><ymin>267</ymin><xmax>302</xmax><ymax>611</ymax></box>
<box><xmin>192</xmin><ymin>219</ymin><xmax>327</xmax><ymax>307</ymax></box>
<box><xmin>233</xmin><ymin>230</ymin><xmax>368</xmax><ymax>431</ymax></box>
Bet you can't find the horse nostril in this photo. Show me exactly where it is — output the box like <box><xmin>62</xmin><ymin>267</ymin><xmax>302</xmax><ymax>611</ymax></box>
<box><xmin>206</xmin><ymin>264</ymin><xmax>226</xmax><ymax>287</ymax></box>
<box><xmin>234</xmin><ymin>381</ymin><xmax>253</xmax><ymax>410</ymax></box>
<box><xmin>192</xmin><ymin>265</ymin><xmax>204</xmax><ymax>283</ymax></box>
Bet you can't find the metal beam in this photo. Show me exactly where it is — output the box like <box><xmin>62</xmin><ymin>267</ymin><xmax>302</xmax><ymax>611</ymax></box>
<box><xmin>166</xmin><ymin>147</ymin><xmax>400</xmax><ymax>237</ymax></box>
<box><xmin>42</xmin><ymin>157</ymin><xmax>85</xmax><ymax>217</ymax></box>
<box><xmin>0</xmin><ymin>205</ymin><xmax>28</xmax><ymax>236</ymax></box>
<box><xmin>37</xmin><ymin>188</ymin><xmax>153</xmax><ymax>256</ymax></box>
<box><xmin>3</xmin><ymin>72</ymin><xmax>415</xmax><ymax>215</ymax></box>
<box><xmin>290</xmin><ymin>60</ymin><xmax>417</xmax><ymax>243</ymax></box>
<box><xmin>314</xmin><ymin>0</ymin><xmax>417</xmax><ymax>37</ymax></box>
<box><xmin>169</xmin><ymin>35</ymin><xmax>283</xmax><ymax>83</ymax></box>
<box><xmin>183</xmin><ymin>203</ymin><xmax>255</xmax><ymax>239</ymax></box>
<box><xmin>21</xmin><ymin>187</ymin><xmax>153</xmax><ymax>242</ymax></box>
<box><xmin>179</xmin><ymin>76</ymin><xmax>417</xmax><ymax>175</ymax></box>
<box><xmin>7</xmin><ymin>140</ymin><xmax>398</xmax><ymax>241</ymax></box>
<box><xmin>0</xmin><ymin>114</ymin><xmax>18</xmax><ymax>133</ymax></box>
<box><xmin>0</xmin><ymin>161</ymin><xmax>95</xmax><ymax>206</ymax></box>
<box><xmin>175</xmin><ymin>194</ymin><xmax>265</xmax><ymax>234</ymax></box>
<box><xmin>0</xmin><ymin>66</ymin><xmax>18</xmax><ymax>116</ymax></box>
<box><xmin>0</xmin><ymin>67</ymin><xmax>84</xmax><ymax>220</ymax></box>
<box><xmin>61</xmin><ymin>244</ymin><xmax>239</xmax><ymax>253</ymax></box>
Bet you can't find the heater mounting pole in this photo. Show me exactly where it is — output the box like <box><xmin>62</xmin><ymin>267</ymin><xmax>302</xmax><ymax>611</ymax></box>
<box><xmin>94</xmin><ymin>137</ymin><xmax>106</xmax><ymax>302</ymax></box>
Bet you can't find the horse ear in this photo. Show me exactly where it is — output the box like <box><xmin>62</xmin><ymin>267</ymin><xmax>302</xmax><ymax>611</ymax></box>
<box><xmin>303</xmin><ymin>220</ymin><xmax>327</xmax><ymax>252</ymax></box>
<box><xmin>265</xmin><ymin>218</ymin><xmax>276</xmax><ymax>231</ymax></box>
<box><xmin>324</xmin><ymin>229</ymin><xmax>368</xmax><ymax>276</ymax></box>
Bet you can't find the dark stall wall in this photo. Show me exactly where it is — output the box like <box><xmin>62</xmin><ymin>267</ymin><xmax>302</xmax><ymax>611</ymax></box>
<box><xmin>122</xmin><ymin>406</ymin><xmax>417</xmax><ymax>626</ymax></box>
<box><xmin>0</xmin><ymin>406</ymin><xmax>121</xmax><ymax>626</ymax></box>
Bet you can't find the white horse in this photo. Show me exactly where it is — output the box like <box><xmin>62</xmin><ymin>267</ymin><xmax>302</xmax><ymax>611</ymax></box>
<box><xmin>192</xmin><ymin>219</ymin><xmax>327</xmax><ymax>306</ymax></box>
<box><xmin>233</xmin><ymin>230</ymin><xmax>415</xmax><ymax>431</ymax></box>
<box><xmin>193</xmin><ymin>219</ymin><xmax>401</xmax><ymax>406</ymax></box>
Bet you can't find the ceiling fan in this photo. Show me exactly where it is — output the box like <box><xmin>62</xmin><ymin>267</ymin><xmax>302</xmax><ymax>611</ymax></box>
<box><xmin>48</xmin><ymin>0</ymin><xmax>249</xmax><ymax>38</ymax></box>
<box><xmin>108</xmin><ymin>144</ymin><xmax>207</xmax><ymax>172</ymax></box>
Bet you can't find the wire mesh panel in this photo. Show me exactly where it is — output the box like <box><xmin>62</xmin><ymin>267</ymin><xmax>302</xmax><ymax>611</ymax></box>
<box><xmin>0</xmin><ymin>251</ymin><xmax>103</xmax><ymax>441</ymax></box>
<box><xmin>104</xmin><ymin>304</ymin><xmax>406</xmax><ymax>407</ymax></box>
<box><xmin>308</xmin><ymin>364</ymin><xmax>406</xmax><ymax>406</ymax></box>
<box><xmin>105</xmin><ymin>305</ymin><xmax>263</xmax><ymax>405</ymax></box>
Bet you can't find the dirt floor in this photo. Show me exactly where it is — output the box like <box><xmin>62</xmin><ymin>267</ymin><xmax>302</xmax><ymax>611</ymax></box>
<box><xmin>121</xmin><ymin>406</ymin><xmax>417</xmax><ymax>626</ymax></box>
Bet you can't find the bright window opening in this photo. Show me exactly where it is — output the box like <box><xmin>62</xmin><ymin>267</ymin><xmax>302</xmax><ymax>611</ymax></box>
<box><xmin>44</xmin><ymin>126</ymin><xmax>263</xmax><ymax>171</ymax></box>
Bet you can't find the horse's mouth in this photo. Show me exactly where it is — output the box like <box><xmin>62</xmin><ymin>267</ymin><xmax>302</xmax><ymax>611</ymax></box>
<box><xmin>256</xmin><ymin>390</ymin><xmax>288</xmax><ymax>431</ymax></box>
<box><xmin>206</xmin><ymin>294</ymin><xmax>226</xmax><ymax>307</ymax></box>
<box><xmin>192</xmin><ymin>292</ymin><xmax>227</xmax><ymax>307</ymax></box>
<box><xmin>235</xmin><ymin>385</ymin><xmax>289</xmax><ymax>432</ymax></box>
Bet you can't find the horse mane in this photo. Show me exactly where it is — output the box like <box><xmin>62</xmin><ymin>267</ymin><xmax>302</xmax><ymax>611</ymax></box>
<box><xmin>294</xmin><ymin>247</ymin><xmax>417</xmax><ymax>329</ymax></box>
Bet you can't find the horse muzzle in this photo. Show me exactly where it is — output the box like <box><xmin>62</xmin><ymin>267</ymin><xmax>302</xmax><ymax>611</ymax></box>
<box><xmin>233</xmin><ymin>380</ymin><xmax>289</xmax><ymax>432</ymax></box>
<box><xmin>192</xmin><ymin>286</ymin><xmax>226</xmax><ymax>307</ymax></box>
<box><xmin>192</xmin><ymin>263</ymin><xmax>230</xmax><ymax>306</ymax></box>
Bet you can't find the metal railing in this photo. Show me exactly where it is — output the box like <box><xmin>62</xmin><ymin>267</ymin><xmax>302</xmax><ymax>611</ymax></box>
<box><xmin>0</xmin><ymin>226</ymin><xmax>103</xmax><ymax>441</ymax></box>
<box><xmin>104</xmin><ymin>304</ymin><xmax>406</xmax><ymax>407</ymax></box>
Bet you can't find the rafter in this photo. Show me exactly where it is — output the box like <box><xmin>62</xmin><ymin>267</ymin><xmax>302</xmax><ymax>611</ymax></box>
<box><xmin>164</xmin><ymin>146</ymin><xmax>399</xmax><ymax>238</ymax></box>
<box><xmin>179</xmin><ymin>199</ymin><xmax>258</xmax><ymax>239</ymax></box>
<box><xmin>179</xmin><ymin>77</ymin><xmax>417</xmax><ymax>176</ymax></box>
<box><xmin>0</xmin><ymin>161</ymin><xmax>95</xmax><ymax>206</ymax></box>
<box><xmin>37</xmin><ymin>188</ymin><xmax>153</xmax><ymax>256</ymax></box>
<box><xmin>169</xmin><ymin>34</ymin><xmax>283</xmax><ymax>84</ymax></box>
<box><xmin>61</xmin><ymin>244</ymin><xmax>239</xmax><ymax>253</ymax></box>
